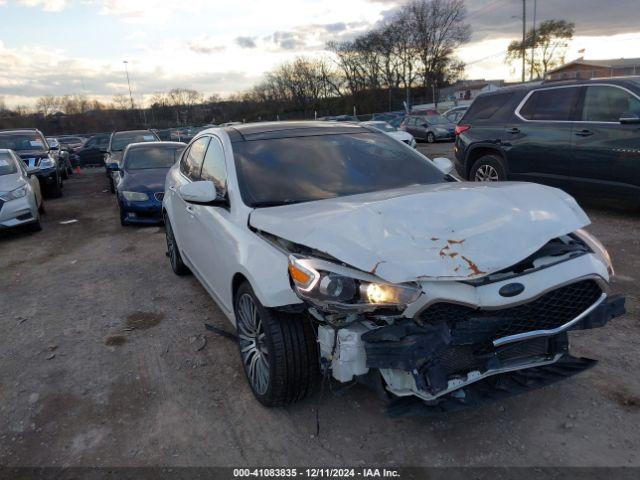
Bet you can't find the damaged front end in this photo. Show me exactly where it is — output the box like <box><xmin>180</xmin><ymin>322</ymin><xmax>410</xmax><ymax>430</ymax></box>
<box><xmin>274</xmin><ymin>232</ymin><xmax>625</xmax><ymax>415</ymax></box>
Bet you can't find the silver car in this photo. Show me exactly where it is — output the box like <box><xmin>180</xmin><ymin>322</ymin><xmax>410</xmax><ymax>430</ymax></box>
<box><xmin>0</xmin><ymin>149</ymin><xmax>44</xmax><ymax>232</ymax></box>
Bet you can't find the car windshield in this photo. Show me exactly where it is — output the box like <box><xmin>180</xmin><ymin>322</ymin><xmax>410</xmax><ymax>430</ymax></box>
<box><xmin>423</xmin><ymin>115</ymin><xmax>449</xmax><ymax>125</ymax></box>
<box><xmin>367</xmin><ymin>122</ymin><xmax>397</xmax><ymax>132</ymax></box>
<box><xmin>59</xmin><ymin>137</ymin><xmax>83</xmax><ymax>143</ymax></box>
<box><xmin>233</xmin><ymin>132</ymin><xmax>445</xmax><ymax>207</ymax></box>
<box><xmin>111</xmin><ymin>132</ymin><xmax>157</xmax><ymax>151</ymax></box>
<box><xmin>124</xmin><ymin>146</ymin><xmax>183</xmax><ymax>170</ymax></box>
<box><xmin>0</xmin><ymin>133</ymin><xmax>47</xmax><ymax>151</ymax></box>
<box><xmin>0</xmin><ymin>152</ymin><xmax>18</xmax><ymax>176</ymax></box>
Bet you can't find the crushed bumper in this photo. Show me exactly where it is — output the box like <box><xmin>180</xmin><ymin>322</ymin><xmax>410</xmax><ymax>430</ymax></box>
<box><xmin>361</xmin><ymin>295</ymin><xmax>625</xmax><ymax>408</ymax></box>
<box><xmin>386</xmin><ymin>356</ymin><xmax>597</xmax><ymax>417</ymax></box>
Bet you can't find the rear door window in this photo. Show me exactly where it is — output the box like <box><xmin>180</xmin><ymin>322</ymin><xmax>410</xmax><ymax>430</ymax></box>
<box><xmin>519</xmin><ymin>87</ymin><xmax>580</xmax><ymax>121</ymax></box>
<box><xmin>465</xmin><ymin>92</ymin><xmax>515</xmax><ymax>121</ymax></box>
<box><xmin>581</xmin><ymin>85</ymin><xmax>640</xmax><ymax>122</ymax></box>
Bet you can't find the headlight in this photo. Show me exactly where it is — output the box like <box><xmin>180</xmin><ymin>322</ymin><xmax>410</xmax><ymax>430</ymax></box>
<box><xmin>0</xmin><ymin>184</ymin><xmax>28</xmax><ymax>201</ymax></box>
<box><xmin>575</xmin><ymin>228</ymin><xmax>614</xmax><ymax>276</ymax></box>
<box><xmin>288</xmin><ymin>256</ymin><xmax>421</xmax><ymax>311</ymax></box>
<box><xmin>39</xmin><ymin>156</ymin><xmax>55</xmax><ymax>169</ymax></box>
<box><xmin>122</xmin><ymin>191</ymin><xmax>149</xmax><ymax>201</ymax></box>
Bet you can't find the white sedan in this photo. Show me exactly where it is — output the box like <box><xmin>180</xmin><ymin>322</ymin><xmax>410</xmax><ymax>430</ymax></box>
<box><xmin>0</xmin><ymin>149</ymin><xmax>44</xmax><ymax>232</ymax></box>
<box><xmin>362</xmin><ymin>120</ymin><xmax>417</xmax><ymax>148</ymax></box>
<box><xmin>162</xmin><ymin>121</ymin><xmax>623</xmax><ymax>412</ymax></box>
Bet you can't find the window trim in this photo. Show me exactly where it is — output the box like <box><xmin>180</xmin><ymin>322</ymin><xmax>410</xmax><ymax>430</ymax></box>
<box><xmin>179</xmin><ymin>136</ymin><xmax>210</xmax><ymax>182</ymax></box>
<box><xmin>515</xmin><ymin>83</ymin><xmax>640</xmax><ymax>124</ymax></box>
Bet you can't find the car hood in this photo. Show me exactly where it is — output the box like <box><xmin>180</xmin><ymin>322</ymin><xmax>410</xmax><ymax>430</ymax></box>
<box><xmin>249</xmin><ymin>182</ymin><xmax>590</xmax><ymax>284</ymax></box>
<box><xmin>0</xmin><ymin>173</ymin><xmax>23</xmax><ymax>192</ymax></box>
<box><xmin>121</xmin><ymin>168</ymin><xmax>168</xmax><ymax>192</ymax></box>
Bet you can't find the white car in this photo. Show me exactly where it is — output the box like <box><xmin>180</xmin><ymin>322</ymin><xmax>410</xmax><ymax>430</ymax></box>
<box><xmin>162</xmin><ymin>122</ymin><xmax>624</xmax><ymax>412</ymax></box>
<box><xmin>362</xmin><ymin>120</ymin><xmax>417</xmax><ymax>148</ymax></box>
<box><xmin>0</xmin><ymin>149</ymin><xmax>44</xmax><ymax>232</ymax></box>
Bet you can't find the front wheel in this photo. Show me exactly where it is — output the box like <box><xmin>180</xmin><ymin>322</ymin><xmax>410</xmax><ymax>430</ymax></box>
<box><xmin>235</xmin><ymin>282</ymin><xmax>319</xmax><ymax>407</ymax></box>
<box><xmin>470</xmin><ymin>154</ymin><xmax>507</xmax><ymax>182</ymax></box>
<box><xmin>164</xmin><ymin>215</ymin><xmax>190</xmax><ymax>276</ymax></box>
<box><xmin>426</xmin><ymin>132</ymin><xmax>435</xmax><ymax>143</ymax></box>
<box><xmin>47</xmin><ymin>174</ymin><xmax>63</xmax><ymax>198</ymax></box>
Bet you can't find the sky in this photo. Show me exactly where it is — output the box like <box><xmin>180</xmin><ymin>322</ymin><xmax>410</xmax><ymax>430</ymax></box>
<box><xmin>0</xmin><ymin>0</ymin><xmax>639</xmax><ymax>108</ymax></box>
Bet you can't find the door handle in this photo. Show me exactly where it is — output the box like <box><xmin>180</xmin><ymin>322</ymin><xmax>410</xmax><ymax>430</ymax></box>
<box><xmin>507</xmin><ymin>127</ymin><xmax>520</xmax><ymax>134</ymax></box>
<box><xmin>575</xmin><ymin>129</ymin><xmax>594</xmax><ymax>137</ymax></box>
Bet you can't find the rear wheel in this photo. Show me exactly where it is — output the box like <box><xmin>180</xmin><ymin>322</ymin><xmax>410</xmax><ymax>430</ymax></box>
<box><xmin>164</xmin><ymin>215</ymin><xmax>190</xmax><ymax>275</ymax></box>
<box><xmin>426</xmin><ymin>132</ymin><xmax>436</xmax><ymax>143</ymax></box>
<box><xmin>470</xmin><ymin>154</ymin><xmax>507</xmax><ymax>182</ymax></box>
<box><xmin>235</xmin><ymin>282</ymin><xmax>319</xmax><ymax>407</ymax></box>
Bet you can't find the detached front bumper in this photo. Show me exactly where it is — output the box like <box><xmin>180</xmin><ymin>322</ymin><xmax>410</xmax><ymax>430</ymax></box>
<box><xmin>361</xmin><ymin>293</ymin><xmax>625</xmax><ymax>412</ymax></box>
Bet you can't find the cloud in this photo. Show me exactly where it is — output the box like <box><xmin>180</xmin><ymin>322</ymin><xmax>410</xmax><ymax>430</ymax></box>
<box><xmin>188</xmin><ymin>35</ymin><xmax>226</xmax><ymax>55</ymax></box>
<box><xmin>235</xmin><ymin>36</ymin><xmax>257</xmax><ymax>49</ymax></box>
<box><xmin>17</xmin><ymin>0</ymin><xmax>69</xmax><ymax>11</ymax></box>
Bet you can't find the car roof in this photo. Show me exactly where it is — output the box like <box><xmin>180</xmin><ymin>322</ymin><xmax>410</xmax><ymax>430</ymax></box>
<box><xmin>0</xmin><ymin>129</ymin><xmax>41</xmax><ymax>135</ymax></box>
<box><xmin>126</xmin><ymin>141</ymin><xmax>186</xmax><ymax>149</ymax></box>
<box><xmin>223</xmin><ymin>121</ymin><xmax>369</xmax><ymax>142</ymax></box>
<box><xmin>112</xmin><ymin>129</ymin><xmax>155</xmax><ymax>135</ymax></box>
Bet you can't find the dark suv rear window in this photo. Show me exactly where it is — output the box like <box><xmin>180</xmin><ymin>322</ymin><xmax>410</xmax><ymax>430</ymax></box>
<box><xmin>464</xmin><ymin>92</ymin><xmax>516</xmax><ymax>121</ymax></box>
<box><xmin>519</xmin><ymin>87</ymin><xmax>580</xmax><ymax>121</ymax></box>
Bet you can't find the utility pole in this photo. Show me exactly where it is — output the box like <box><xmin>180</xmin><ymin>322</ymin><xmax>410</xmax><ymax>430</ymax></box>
<box><xmin>123</xmin><ymin>60</ymin><xmax>134</xmax><ymax>109</ymax></box>
<box><xmin>521</xmin><ymin>0</ymin><xmax>527</xmax><ymax>83</ymax></box>
<box><xmin>530</xmin><ymin>0</ymin><xmax>537</xmax><ymax>81</ymax></box>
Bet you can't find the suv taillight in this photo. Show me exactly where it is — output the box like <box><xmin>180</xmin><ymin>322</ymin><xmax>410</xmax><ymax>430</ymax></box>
<box><xmin>455</xmin><ymin>125</ymin><xmax>471</xmax><ymax>136</ymax></box>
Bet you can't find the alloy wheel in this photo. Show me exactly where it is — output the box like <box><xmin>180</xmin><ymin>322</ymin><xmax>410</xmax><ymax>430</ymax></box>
<box><xmin>474</xmin><ymin>164</ymin><xmax>500</xmax><ymax>182</ymax></box>
<box><xmin>237</xmin><ymin>293</ymin><xmax>270</xmax><ymax>395</ymax></box>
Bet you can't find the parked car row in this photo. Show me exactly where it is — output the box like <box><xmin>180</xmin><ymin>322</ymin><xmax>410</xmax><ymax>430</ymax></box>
<box><xmin>0</xmin><ymin>149</ymin><xmax>44</xmax><ymax>232</ymax></box>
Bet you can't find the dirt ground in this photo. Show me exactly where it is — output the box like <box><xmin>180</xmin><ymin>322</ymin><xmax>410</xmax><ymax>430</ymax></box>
<box><xmin>1</xmin><ymin>144</ymin><xmax>639</xmax><ymax>468</ymax></box>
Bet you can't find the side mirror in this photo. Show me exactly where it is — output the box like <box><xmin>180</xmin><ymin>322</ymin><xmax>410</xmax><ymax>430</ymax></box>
<box><xmin>179</xmin><ymin>180</ymin><xmax>223</xmax><ymax>205</ymax></box>
<box><xmin>620</xmin><ymin>113</ymin><xmax>640</xmax><ymax>125</ymax></box>
<box><xmin>105</xmin><ymin>163</ymin><xmax>120</xmax><ymax>172</ymax></box>
<box><xmin>432</xmin><ymin>157</ymin><xmax>454</xmax><ymax>175</ymax></box>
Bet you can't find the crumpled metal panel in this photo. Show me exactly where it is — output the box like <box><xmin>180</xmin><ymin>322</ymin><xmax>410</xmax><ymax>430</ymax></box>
<box><xmin>249</xmin><ymin>182</ymin><xmax>589</xmax><ymax>284</ymax></box>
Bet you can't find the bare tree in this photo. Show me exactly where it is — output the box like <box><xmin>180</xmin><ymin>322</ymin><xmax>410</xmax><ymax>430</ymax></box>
<box><xmin>112</xmin><ymin>94</ymin><xmax>131</xmax><ymax>110</ymax></box>
<box><xmin>36</xmin><ymin>95</ymin><xmax>62</xmax><ymax>116</ymax></box>
<box><xmin>507</xmin><ymin>20</ymin><xmax>575</xmax><ymax>79</ymax></box>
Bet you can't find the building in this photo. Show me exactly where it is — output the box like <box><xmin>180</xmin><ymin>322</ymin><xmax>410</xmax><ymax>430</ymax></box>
<box><xmin>546</xmin><ymin>57</ymin><xmax>640</xmax><ymax>81</ymax></box>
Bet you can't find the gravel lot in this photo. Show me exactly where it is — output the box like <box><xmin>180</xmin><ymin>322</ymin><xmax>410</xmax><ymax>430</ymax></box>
<box><xmin>1</xmin><ymin>143</ymin><xmax>639</xmax><ymax>468</ymax></box>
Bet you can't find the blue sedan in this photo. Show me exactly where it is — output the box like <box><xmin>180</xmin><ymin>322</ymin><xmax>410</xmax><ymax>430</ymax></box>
<box><xmin>111</xmin><ymin>141</ymin><xmax>185</xmax><ymax>225</ymax></box>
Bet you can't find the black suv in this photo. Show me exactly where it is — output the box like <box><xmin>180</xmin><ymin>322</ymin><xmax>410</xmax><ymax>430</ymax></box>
<box><xmin>0</xmin><ymin>129</ymin><xmax>63</xmax><ymax>197</ymax></box>
<box><xmin>454</xmin><ymin>77</ymin><xmax>640</xmax><ymax>199</ymax></box>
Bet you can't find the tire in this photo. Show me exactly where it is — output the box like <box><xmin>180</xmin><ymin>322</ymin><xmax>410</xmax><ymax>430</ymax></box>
<box><xmin>119</xmin><ymin>205</ymin><xmax>128</xmax><ymax>227</ymax></box>
<box><xmin>109</xmin><ymin>176</ymin><xmax>115</xmax><ymax>194</ymax></box>
<box><xmin>469</xmin><ymin>154</ymin><xmax>507</xmax><ymax>182</ymax></box>
<box><xmin>38</xmin><ymin>200</ymin><xmax>45</xmax><ymax>215</ymax></box>
<box><xmin>164</xmin><ymin>215</ymin><xmax>190</xmax><ymax>276</ymax></box>
<box><xmin>48</xmin><ymin>174</ymin><xmax>63</xmax><ymax>198</ymax></box>
<box><xmin>61</xmin><ymin>165</ymin><xmax>69</xmax><ymax>180</ymax></box>
<box><xmin>426</xmin><ymin>132</ymin><xmax>436</xmax><ymax>143</ymax></box>
<box><xmin>235</xmin><ymin>282</ymin><xmax>319</xmax><ymax>407</ymax></box>
<box><xmin>28</xmin><ymin>212</ymin><xmax>42</xmax><ymax>232</ymax></box>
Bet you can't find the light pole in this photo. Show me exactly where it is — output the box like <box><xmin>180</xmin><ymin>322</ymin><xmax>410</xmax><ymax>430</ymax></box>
<box><xmin>521</xmin><ymin>0</ymin><xmax>526</xmax><ymax>83</ymax></box>
<box><xmin>123</xmin><ymin>60</ymin><xmax>134</xmax><ymax>109</ymax></box>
